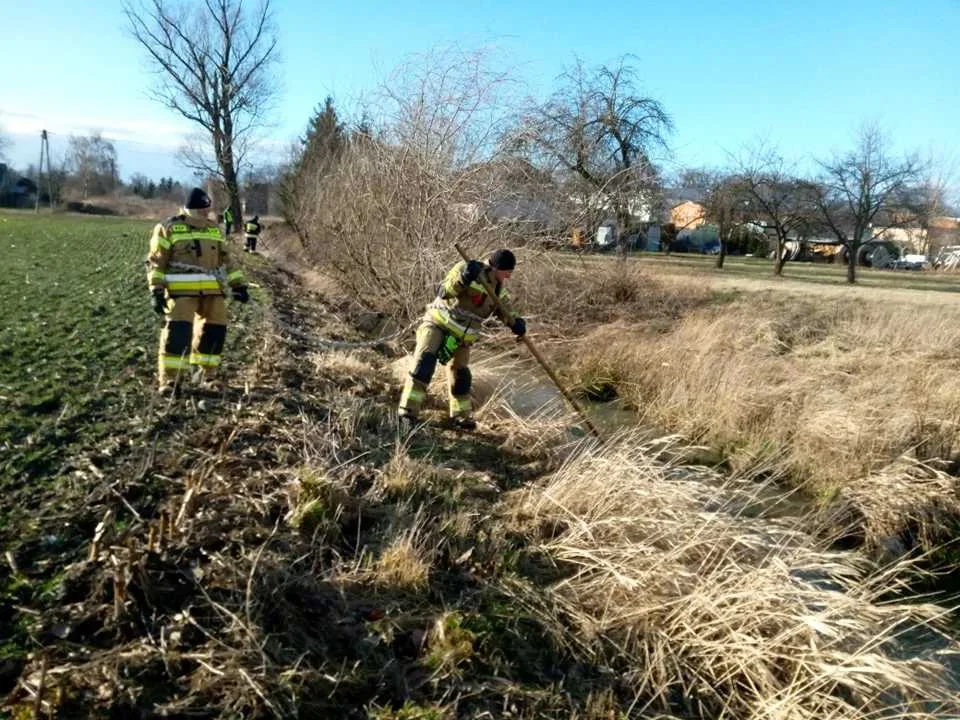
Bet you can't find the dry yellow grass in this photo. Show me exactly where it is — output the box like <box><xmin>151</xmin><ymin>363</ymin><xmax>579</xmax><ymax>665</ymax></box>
<box><xmin>565</xmin><ymin>291</ymin><xmax>960</xmax><ymax>549</ymax></box>
<box><xmin>313</xmin><ymin>348</ymin><xmax>379</xmax><ymax>381</ymax></box>
<box><xmin>379</xmin><ymin>453</ymin><xmax>438</xmax><ymax>495</ymax></box>
<box><xmin>507</xmin><ymin>435</ymin><xmax>960</xmax><ymax>719</ymax></box>
<box><xmin>514</xmin><ymin>254</ymin><xmax>714</xmax><ymax>332</ymax></box>
<box><xmin>372</xmin><ymin>527</ymin><xmax>432</xmax><ymax>590</ymax></box>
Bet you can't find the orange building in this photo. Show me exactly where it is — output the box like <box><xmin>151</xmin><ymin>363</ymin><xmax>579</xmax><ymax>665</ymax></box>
<box><xmin>670</xmin><ymin>200</ymin><xmax>707</xmax><ymax>231</ymax></box>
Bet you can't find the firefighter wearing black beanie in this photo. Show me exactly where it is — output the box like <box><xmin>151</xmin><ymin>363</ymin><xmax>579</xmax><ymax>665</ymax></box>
<box><xmin>397</xmin><ymin>248</ymin><xmax>527</xmax><ymax>435</ymax></box>
<box><xmin>145</xmin><ymin>187</ymin><xmax>249</xmax><ymax>396</ymax></box>
<box><xmin>488</xmin><ymin>248</ymin><xmax>516</xmax><ymax>271</ymax></box>
<box><xmin>185</xmin><ymin>187</ymin><xmax>212</xmax><ymax>210</ymax></box>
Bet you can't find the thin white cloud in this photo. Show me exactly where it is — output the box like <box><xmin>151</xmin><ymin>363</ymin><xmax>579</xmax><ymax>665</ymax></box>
<box><xmin>2</xmin><ymin>109</ymin><xmax>293</xmax><ymax>163</ymax></box>
<box><xmin>0</xmin><ymin>108</ymin><xmax>192</xmax><ymax>150</ymax></box>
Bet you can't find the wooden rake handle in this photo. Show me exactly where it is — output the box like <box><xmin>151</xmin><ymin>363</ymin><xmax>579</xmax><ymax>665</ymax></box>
<box><xmin>454</xmin><ymin>243</ymin><xmax>603</xmax><ymax>440</ymax></box>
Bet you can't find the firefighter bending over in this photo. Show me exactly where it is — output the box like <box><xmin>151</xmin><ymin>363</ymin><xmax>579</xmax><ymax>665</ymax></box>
<box><xmin>147</xmin><ymin>187</ymin><xmax>249</xmax><ymax>396</ymax></box>
<box><xmin>398</xmin><ymin>249</ymin><xmax>526</xmax><ymax>433</ymax></box>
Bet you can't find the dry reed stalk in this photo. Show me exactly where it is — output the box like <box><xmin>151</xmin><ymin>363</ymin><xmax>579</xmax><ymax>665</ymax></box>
<box><xmin>510</xmin><ymin>435</ymin><xmax>960</xmax><ymax>718</ymax></box>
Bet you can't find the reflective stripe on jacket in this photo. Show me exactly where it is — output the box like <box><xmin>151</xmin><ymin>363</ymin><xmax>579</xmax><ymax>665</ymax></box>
<box><xmin>147</xmin><ymin>212</ymin><xmax>245</xmax><ymax>296</ymax></box>
<box><xmin>165</xmin><ymin>273</ymin><xmax>222</xmax><ymax>293</ymax></box>
<box><xmin>425</xmin><ymin>260</ymin><xmax>519</xmax><ymax>342</ymax></box>
<box><xmin>427</xmin><ymin>305</ymin><xmax>481</xmax><ymax>344</ymax></box>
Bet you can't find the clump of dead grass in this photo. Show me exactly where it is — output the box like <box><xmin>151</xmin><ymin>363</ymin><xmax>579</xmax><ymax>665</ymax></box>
<box><xmin>369</xmin><ymin>515</ymin><xmax>433</xmax><ymax>590</ymax></box>
<box><xmin>512</xmin><ymin>255</ymin><xmax>714</xmax><ymax>332</ymax></box>
<box><xmin>820</xmin><ymin>458</ymin><xmax>960</xmax><ymax>555</ymax></box>
<box><xmin>379</xmin><ymin>452</ymin><xmax>439</xmax><ymax>496</ymax></box>
<box><xmin>508</xmin><ymin>435</ymin><xmax>960</xmax><ymax>719</ymax></box>
<box><xmin>312</xmin><ymin>348</ymin><xmax>380</xmax><ymax>382</ymax></box>
<box><xmin>567</xmin><ymin>295</ymin><xmax>960</xmax><ymax>508</ymax></box>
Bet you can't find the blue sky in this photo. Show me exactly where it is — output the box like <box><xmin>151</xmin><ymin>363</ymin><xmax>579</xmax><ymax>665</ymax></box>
<box><xmin>2</xmin><ymin>0</ymin><xmax>957</xmax><ymax>184</ymax></box>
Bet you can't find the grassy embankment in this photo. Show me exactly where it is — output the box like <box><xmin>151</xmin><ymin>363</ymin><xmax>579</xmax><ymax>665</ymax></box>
<box><xmin>554</xmin><ymin>252</ymin><xmax>960</xmax><ymax>557</ymax></box>
<box><xmin>1</xmin><ymin>215</ymin><xmax>958</xmax><ymax>718</ymax></box>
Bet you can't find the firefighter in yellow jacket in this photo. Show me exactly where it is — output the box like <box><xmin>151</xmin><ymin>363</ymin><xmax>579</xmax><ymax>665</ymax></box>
<box><xmin>244</xmin><ymin>215</ymin><xmax>261</xmax><ymax>253</ymax></box>
<box><xmin>147</xmin><ymin>187</ymin><xmax>249</xmax><ymax>395</ymax></box>
<box><xmin>398</xmin><ymin>249</ymin><xmax>526</xmax><ymax>433</ymax></box>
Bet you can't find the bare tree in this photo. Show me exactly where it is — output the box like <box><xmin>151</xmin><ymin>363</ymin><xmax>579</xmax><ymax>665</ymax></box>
<box><xmin>124</xmin><ymin>0</ymin><xmax>279</xmax><ymax>225</ymax></box>
<box><xmin>67</xmin><ymin>132</ymin><xmax>118</xmax><ymax>198</ymax></box>
<box><xmin>699</xmin><ymin>171</ymin><xmax>752</xmax><ymax>269</ymax></box>
<box><xmin>811</xmin><ymin>124</ymin><xmax>922</xmax><ymax>283</ymax></box>
<box><xmin>905</xmin><ymin>152</ymin><xmax>956</xmax><ymax>258</ymax></box>
<box><xmin>0</xmin><ymin>126</ymin><xmax>9</xmax><ymax>162</ymax></box>
<box><xmin>734</xmin><ymin>142</ymin><xmax>816</xmax><ymax>275</ymax></box>
<box><xmin>510</xmin><ymin>56</ymin><xmax>672</xmax><ymax>252</ymax></box>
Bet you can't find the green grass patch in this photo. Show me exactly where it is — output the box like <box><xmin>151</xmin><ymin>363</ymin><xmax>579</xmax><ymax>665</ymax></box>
<box><xmin>0</xmin><ymin>212</ymin><xmax>258</xmax><ymax>496</ymax></box>
<box><xmin>564</xmin><ymin>250</ymin><xmax>960</xmax><ymax>294</ymax></box>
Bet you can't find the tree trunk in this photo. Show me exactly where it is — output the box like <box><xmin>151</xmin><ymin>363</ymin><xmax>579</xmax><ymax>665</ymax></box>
<box><xmin>616</xmin><ymin>208</ymin><xmax>630</xmax><ymax>258</ymax></box>
<box><xmin>846</xmin><ymin>242</ymin><xmax>857</xmax><ymax>283</ymax></box>
<box><xmin>216</xmin><ymin>107</ymin><xmax>242</xmax><ymax>232</ymax></box>
<box><xmin>715</xmin><ymin>238</ymin><xmax>726</xmax><ymax>269</ymax></box>
<box><xmin>775</xmin><ymin>235</ymin><xmax>786</xmax><ymax>276</ymax></box>
<box><xmin>715</xmin><ymin>225</ymin><xmax>727</xmax><ymax>269</ymax></box>
<box><xmin>221</xmin><ymin>155</ymin><xmax>242</xmax><ymax>233</ymax></box>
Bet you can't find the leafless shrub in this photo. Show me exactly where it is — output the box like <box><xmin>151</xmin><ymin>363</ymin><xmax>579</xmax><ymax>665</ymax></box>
<box><xmin>287</xmin><ymin>47</ymin><xmax>526</xmax><ymax>323</ymax></box>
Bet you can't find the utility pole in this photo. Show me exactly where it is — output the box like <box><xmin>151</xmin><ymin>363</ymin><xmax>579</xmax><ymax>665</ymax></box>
<box><xmin>34</xmin><ymin>130</ymin><xmax>52</xmax><ymax>213</ymax></box>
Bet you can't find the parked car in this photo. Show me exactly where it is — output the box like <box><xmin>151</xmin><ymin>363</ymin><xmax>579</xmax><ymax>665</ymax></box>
<box><xmin>892</xmin><ymin>254</ymin><xmax>928</xmax><ymax>271</ymax></box>
<box><xmin>701</xmin><ymin>240</ymin><xmax>721</xmax><ymax>255</ymax></box>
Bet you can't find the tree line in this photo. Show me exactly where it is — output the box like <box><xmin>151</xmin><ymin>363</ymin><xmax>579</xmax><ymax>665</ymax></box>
<box><xmin>0</xmin><ymin>128</ymin><xmax>189</xmax><ymax>206</ymax></box>
<box><xmin>272</xmin><ymin>57</ymin><xmax>953</xmax><ymax>285</ymax></box>
<box><xmin>26</xmin><ymin>0</ymin><xmax>946</xmax><ymax>286</ymax></box>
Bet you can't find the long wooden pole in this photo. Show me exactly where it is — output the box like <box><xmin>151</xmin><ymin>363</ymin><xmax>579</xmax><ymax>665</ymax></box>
<box><xmin>454</xmin><ymin>243</ymin><xmax>602</xmax><ymax>440</ymax></box>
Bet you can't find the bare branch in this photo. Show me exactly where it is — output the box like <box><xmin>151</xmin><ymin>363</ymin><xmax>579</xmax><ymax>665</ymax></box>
<box><xmin>509</xmin><ymin>55</ymin><xmax>672</xmax><ymax>249</ymax></box>
<box><xmin>124</xmin><ymin>0</ymin><xmax>279</xmax><ymax>220</ymax></box>
<box><xmin>731</xmin><ymin>140</ymin><xmax>816</xmax><ymax>275</ymax></box>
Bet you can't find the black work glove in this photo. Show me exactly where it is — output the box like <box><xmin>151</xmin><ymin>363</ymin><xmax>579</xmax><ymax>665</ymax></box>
<box><xmin>232</xmin><ymin>285</ymin><xmax>250</xmax><ymax>303</ymax></box>
<box><xmin>151</xmin><ymin>288</ymin><xmax>167</xmax><ymax>316</ymax></box>
<box><xmin>460</xmin><ymin>260</ymin><xmax>485</xmax><ymax>285</ymax></box>
<box><xmin>511</xmin><ymin>317</ymin><xmax>526</xmax><ymax>337</ymax></box>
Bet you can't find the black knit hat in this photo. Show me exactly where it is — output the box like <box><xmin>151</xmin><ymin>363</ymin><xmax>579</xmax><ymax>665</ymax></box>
<box><xmin>185</xmin><ymin>187</ymin><xmax>212</xmax><ymax>210</ymax></box>
<box><xmin>489</xmin><ymin>249</ymin><xmax>516</xmax><ymax>271</ymax></box>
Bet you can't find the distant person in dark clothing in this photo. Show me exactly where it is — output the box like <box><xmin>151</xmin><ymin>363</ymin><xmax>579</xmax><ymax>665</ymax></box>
<box><xmin>244</xmin><ymin>215</ymin><xmax>262</xmax><ymax>253</ymax></box>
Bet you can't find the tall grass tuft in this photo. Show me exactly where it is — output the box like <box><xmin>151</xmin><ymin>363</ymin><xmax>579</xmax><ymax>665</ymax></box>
<box><xmin>510</xmin><ymin>435</ymin><xmax>960</xmax><ymax>719</ymax></box>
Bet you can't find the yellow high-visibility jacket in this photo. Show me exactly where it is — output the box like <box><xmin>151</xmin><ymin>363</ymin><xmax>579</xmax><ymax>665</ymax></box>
<box><xmin>426</xmin><ymin>260</ymin><xmax>519</xmax><ymax>343</ymax></box>
<box><xmin>147</xmin><ymin>212</ymin><xmax>245</xmax><ymax>296</ymax></box>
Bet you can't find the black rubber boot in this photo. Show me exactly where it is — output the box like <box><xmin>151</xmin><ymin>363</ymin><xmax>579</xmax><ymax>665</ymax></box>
<box><xmin>450</xmin><ymin>416</ymin><xmax>477</xmax><ymax>431</ymax></box>
<box><xmin>398</xmin><ymin>412</ymin><xmax>421</xmax><ymax>438</ymax></box>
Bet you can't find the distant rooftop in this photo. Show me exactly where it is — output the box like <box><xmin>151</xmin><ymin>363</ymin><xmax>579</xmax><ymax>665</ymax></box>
<box><xmin>664</xmin><ymin>187</ymin><xmax>706</xmax><ymax>206</ymax></box>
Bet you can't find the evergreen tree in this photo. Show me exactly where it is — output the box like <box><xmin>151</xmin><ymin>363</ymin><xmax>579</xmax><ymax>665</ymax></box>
<box><xmin>300</xmin><ymin>96</ymin><xmax>346</xmax><ymax>168</ymax></box>
<box><xmin>280</xmin><ymin>96</ymin><xmax>347</xmax><ymax>224</ymax></box>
